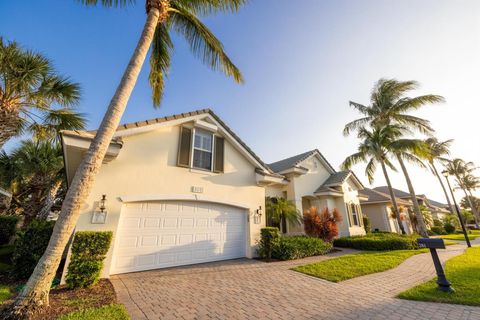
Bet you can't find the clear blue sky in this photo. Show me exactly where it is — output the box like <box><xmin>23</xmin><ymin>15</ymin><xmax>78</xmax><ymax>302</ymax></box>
<box><xmin>1</xmin><ymin>0</ymin><xmax>479</xmax><ymax>201</ymax></box>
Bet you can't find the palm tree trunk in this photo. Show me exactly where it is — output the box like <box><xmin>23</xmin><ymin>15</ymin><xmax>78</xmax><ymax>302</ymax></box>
<box><xmin>397</xmin><ymin>155</ymin><xmax>429</xmax><ymax>237</ymax></box>
<box><xmin>467</xmin><ymin>190</ymin><xmax>480</xmax><ymax>227</ymax></box>
<box><xmin>463</xmin><ymin>189</ymin><xmax>479</xmax><ymax>227</ymax></box>
<box><xmin>380</xmin><ymin>160</ymin><xmax>406</xmax><ymax>234</ymax></box>
<box><xmin>431</xmin><ymin>162</ymin><xmax>454</xmax><ymax>213</ymax></box>
<box><xmin>4</xmin><ymin>8</ymin><xmax>161</xmax><ymax>319</ymax></box>
<box><xmin>37</xmin><ymin>180</ymin><xmax>62</xmax><ymax>220</ymax></box>
<box><xmin>0</xmin><ymin>108</ymin><xmax>22</xmax><ymax>150</ymax></box>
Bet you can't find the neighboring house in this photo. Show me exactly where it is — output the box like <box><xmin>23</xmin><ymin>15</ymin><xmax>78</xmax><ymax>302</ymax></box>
<box><xmin>419</xmin><ymin>196</ymin><xmax>451</xmax><ymax>221</ymax></box>
<box><xmin>266</xmin><ymin>150</ymin><xmax>366</xmax><ymax>237</ymax></box>
<box><xmin>60</xmin><ymin>109</ymin><xmax>367</xmax><ymax>279</ymax></box>
<box><xmin>359</xmin><ymin>188</ymin><xmax>414</xmax><ymax>234</ymax></box>
<box><xmin>373</xmin><ymin>186</ymin><xmax>450</xmax><ymax>221</ymax></box>
<box><xmin>0</xmin><ymin>188</ymin><xmax>12</xmax><ymax>213</ymax></box>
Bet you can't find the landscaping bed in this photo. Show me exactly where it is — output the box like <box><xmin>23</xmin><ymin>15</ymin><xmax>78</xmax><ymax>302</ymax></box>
<box><xmin>333</xmin><ymin>232</ymin><xmax>419</xmax><ymax>251</ymax></box>
<box><xmin>293</xmin><ymin>249</ymin><xmax>428</xmax><ymax>282</ymax></box>
<box><xmin>398</xmin><ymin>247</ymin><xmax>480</xmax><ymax>306</ymax></box>
<box><xmin>1</xmin><ymin>279</ymin><xmax>128</xmax><ymax>320</ymax></box>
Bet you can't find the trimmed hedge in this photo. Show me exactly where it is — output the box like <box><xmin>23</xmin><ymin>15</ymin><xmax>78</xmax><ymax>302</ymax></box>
<box><xmin>12</xmin><ymin>219</ymin><xmax>55</xmax><ymax>279</ymax></box>
<box><xmin>430</xmin><ymin>226</ymin><xmax>446</xmax><ymax>235</ymax></box>
<box><xmin>257</xmin><ymin>227</ymin><xmax>281</xmax><ymax>260</ymax></box>
<box><xmin>444</xmin><ymin>223</ymin><xmax>455</xmax><ymax>234</ymax></box>
<box><xmin>333</xmin><ymin>232</ymin><xmax>419</xmax><ymax>251</ymax></box>
<box><xmin>0</xmin><ymin>215</ymin><xmax>18</xmax><ymax>245</ymax></box>
<box><xmin>66</xmin><ymin>231</ymin><xmax>113</xmax><ymax>289</ymax></box>
<box><xmin>272</xmin><ymin>236</ymin><xmax>332</xmax><ymax>260</ymax></box>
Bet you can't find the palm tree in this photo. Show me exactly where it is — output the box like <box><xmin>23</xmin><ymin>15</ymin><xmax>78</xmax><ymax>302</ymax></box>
<box><xmin>2</xmin><ymin>141</ymin><xmax>64</xmax><ymax>223</ymax></box>
<box><xmin>344</xmin><ymin>79</ymin><xmax>444</xmax><ymax>136</ymax></box>
<box><xmin>5</xmin><ymin>1</ymin><xmax>245</xmax><ymax>317</ymax></box>
<box><xmin>390</xmin><ymin>138</ymin><xmax>429</xmax><ymax>236</ymax></box>
<box><xmin>445</xmin><ymin>159</ymin><xmax>480</xmax><ymax>226</ymax></box>
<box><xmin>423</xmin><ymin>138</ymin><xmax>454</xmax><ymax>212</ymax></box>
<box><xmin>341</xmin><ymin>125</ymin><xmax>406</xmax><ymax>234</ymax></box>
<box><xmin>0</xmin><ymin>38</ymin><xmax>81</xmax><ymax>150</ymax></box>
<box><xmin>265</xmin><ymin>197</ymin><xmax>302</xmax><ymax>233</ymax></box>
<box><xmin>344</xmin><ymin>79</ymin><xmax>443</xmax><ymax>236</ymax></box>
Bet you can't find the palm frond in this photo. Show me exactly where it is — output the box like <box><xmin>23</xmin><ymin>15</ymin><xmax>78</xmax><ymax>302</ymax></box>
<box><xmin>172</xmin><ymin>0</ymin><xmax>247</xmax><ymax>14</ymax></box>
<box><xmin>341</xmin><ymin>151</ymin><xmax>366</xmax><ymax>170</ymax></box>
<box><xmin>365</xmin><ymin>158</ymin><xmax>377</xmax><ymax>184</ymax></box>
<box><xmin>169</xmin><ymin>4</ymin><xmax>243</xmax><ymax>83</ymax></box>
<box><xmin>343</xmin><ymin>117</ymin><xmax>371</xmax><ymax>136</ymax></box>
<box><xmin>76</xmin><ymin>0</ymin><xmax>135</xmax><ymax>7</ymax></box>
<box><xmin>149</xmin><ymin>23</ymin><xmax>173</xmax><ymax>107</ymax></box>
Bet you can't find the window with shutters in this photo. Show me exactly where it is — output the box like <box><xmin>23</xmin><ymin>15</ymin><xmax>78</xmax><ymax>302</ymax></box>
<box><xmin>192</xmin><ymin>129</ymin><xmax>213</xmax><ymax>170</ymax></box>
<box><xmin>350</xmin><ymin>203</ymin><xmax>359</xmax><ymax>226</ymax></box>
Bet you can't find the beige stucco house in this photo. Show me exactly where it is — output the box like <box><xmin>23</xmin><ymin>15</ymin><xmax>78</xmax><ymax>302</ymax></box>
<box><xmin>61</xmin><ymin>109</ymin><xmax>366</xmax><ymax>279</ymax></box>
<box><xmin>373</xmin><ymin>186</ymin><xmax>450</xmax><ymax>221</ymax></box>
<box><xmin>359</xmin><ymin>188</ymin><xmax>414</xmax><ymax>234</ymax></box>
<box><xmin>265</xmin><ymin>150</ymin><xmax>366</xmax><ymax>237</ymax></box>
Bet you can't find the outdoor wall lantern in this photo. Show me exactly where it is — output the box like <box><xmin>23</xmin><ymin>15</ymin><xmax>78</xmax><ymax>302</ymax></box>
<box><xmin>92</xmin><ymin>194</ymin><xmax>107</xmax><ymax>224</ymax></box>
<box><xmin>254</xmin><ymin>206</ymin><xmax>263</xmax><ymax>224</ymax></box>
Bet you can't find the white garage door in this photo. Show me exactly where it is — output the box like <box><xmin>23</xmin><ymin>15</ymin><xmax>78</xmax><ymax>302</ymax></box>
<box><xmin>112</xmin><ymin>201</ymin><xmax>247</xmax><ymax>274</ymax></box>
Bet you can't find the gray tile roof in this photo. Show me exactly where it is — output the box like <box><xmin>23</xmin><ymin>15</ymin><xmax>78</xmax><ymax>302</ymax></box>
<box><xmin>268</xmin><ymin>150</ymin><xmax>316</xmax><ymax>173</ymax></box>
<box><xmin>322</xmin><ymin>171</ymin><xmax>351</xmax><ymax>186</ymax></box>
<box><xmin>373</xmin><ymin>186</ymin><xmax>411</xmax><ymax>199</ymax></box>
<box><xmin>360</xmin><ymin>188</ymin><xmax>410</xmax><ymax>205</ymax></box>
<box><xmin>61</xmin><ymin>109</ymin><xmax>273</xmax><ymax>174</ymax></box>
<box><xmin>426</xmin><ymin>198</ymin><xmax>449</xmax><ymax>209</ymax></box>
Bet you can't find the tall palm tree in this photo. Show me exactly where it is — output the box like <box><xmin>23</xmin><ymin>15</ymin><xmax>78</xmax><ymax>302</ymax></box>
<box><xmin>390</xmin><ymin>138</ymin><xmax>429</xmax><ymax>237</ymax></box>
<box><xmin>5</xmin><ymin>1</ymin><xmax>246</xmax><ymax>317</ymax></box>
<box><xmin>265</xmin><ymin>197</ymin><xmax>302</xmax><ymax>233</ymax></box>
<box><xmin>423</xmin><ymin>138</ymin><xmax>454</xmax><ymax>212</ymax></box>
<box><xmin>341</xmin><ymin>125</ymin><xmax>406</xmax><ymax>234</ymax></box>
<box><xmin>344</xmin><ymin>79</ymin><xmax>444</xmax><ymax>236</ymax></box>
<box><xmin>0</xmin><ymin>38</ymin><xmax>81</xmax><ymax>149</ymax></box>
<box><xmin>445</xmin><ymin>159</ymin><xmax>480</xmax><ymax>226</ymax></box>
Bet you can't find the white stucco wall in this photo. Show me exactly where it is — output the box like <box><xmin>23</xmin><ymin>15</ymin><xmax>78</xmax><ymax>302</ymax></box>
<box><xmin>65</xmin><ymin>124</ymin><xmax>266</xmax><ymax>278</ymax></box>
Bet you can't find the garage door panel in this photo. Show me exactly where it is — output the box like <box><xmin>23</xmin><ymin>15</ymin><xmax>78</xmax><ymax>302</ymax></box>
<box><xmin>112</xmin><ymin>201</ymin><xmax>247</xmax><ymax>274</ymax></box>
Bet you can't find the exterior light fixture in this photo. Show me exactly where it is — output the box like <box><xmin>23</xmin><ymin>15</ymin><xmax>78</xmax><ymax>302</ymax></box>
<box><xmin>92</xmin><ymin>194</ymin><xmax>108</xmax><ymax>224</ymax></box>
<box><xmin>99</xmin><ymin>194</ymin><xmax>107</xmax><ymax>213</ymax></box>
<box><xmin>253</xmin><ymin>206</ymin><xmax>263</xmax><ymax>224</ymax></box>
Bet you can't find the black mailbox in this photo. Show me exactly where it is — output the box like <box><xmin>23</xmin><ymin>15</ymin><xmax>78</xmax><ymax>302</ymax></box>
<box><xmin>417</xmin><ymin>237</ymin><xmax>454</xmax><ymax>293</ymax></box>
<box><xmin>417</xmin><ymin>238</ymin><xmax>445</xmax><ymax>249</ymax></box>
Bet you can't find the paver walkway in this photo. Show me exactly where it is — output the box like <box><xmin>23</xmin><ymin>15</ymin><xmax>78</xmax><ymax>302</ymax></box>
<box><xmin>111</xmin><ymin>244</ymin><xmax>480</xmax><ymax>320</ymax></box>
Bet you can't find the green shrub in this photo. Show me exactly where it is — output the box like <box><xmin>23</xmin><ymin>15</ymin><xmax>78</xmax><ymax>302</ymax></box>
<box><xmin>444</xmin><ymin>223</ymin><xmax>456</xmax><ymax>234</ymax></box>
<box><xmin>363</xmin><ymin>215</ymin><xmax>371</xmax><ymax>233</ymax></box>
<box><xmin>66</xmin><ymin>231</ymin><xmax>113</xmax><ymax>289</ymax></box>
<box><xmin>257</xmin><ymin>227</ymin><xmax>281</xmax><ymax>260</ymax></box>
<box><xmin>333</xmin><ymin>232</ymin><xmax>419</xmax><ymax>251</ymax></box>
<box><xmin>272</xmin><ymin>236</ymin><xmax>332</xmax><ymax>260</ymax></box>
<box><xmin>12</xmin><ymin>219</ymin><xmax>55</xmax><ymax>279</ymax></box>
<box><xmin>433</xmin><ymin>219</ymin><xmax>443</xmax><ymax>227</ymax></box>
<box><xmin>0</xmin><ymin>215</ymin><xmax>19</xmax><ymax>245</ymax></box>
<box><xmin>430</xmin><ymin>226</ymin><xmax>446</xmax><ymax>235</ymax></box>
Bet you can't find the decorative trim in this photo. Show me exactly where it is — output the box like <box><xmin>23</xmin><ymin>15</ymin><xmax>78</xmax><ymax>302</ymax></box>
<box><xmin>119</xmin><ymin>194</ymin><xmax>250</xmax><ymax>209</ymax></box>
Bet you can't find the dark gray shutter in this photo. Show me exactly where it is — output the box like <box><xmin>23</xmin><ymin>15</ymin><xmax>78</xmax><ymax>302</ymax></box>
<box><xmin>213</xmin><ymin>136</ymin><xmax>224</xmax><ymax>173</ymax></box>
<box><xmin>177</xmin><ymin>127</ymin><xmax>192</xmax><ymax>167</ymax></box>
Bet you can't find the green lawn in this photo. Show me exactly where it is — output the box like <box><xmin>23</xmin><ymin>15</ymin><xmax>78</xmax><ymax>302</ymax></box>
<box><xmin>437</xmin><ymin>233</ymin><xmax>480</xmax><ymax>241</ymax></box>
<box><xmin>398</xmin><ymin>247</ymin><xmax>480</xmax><ymax>306</ymax></box>
<box><xmin>0</xmin><ymin>285</ymin><xmax>12</xmax><ymax>304</ymax></box>
<box><xmin>292</xmin><ymin>249</ymin><xmax>427</xmax><ymax>282</ymax></box>
<box><xmin>58</xmin><ymin>304</ymin><xmax>130</xmax><ymax>320</ymax></box>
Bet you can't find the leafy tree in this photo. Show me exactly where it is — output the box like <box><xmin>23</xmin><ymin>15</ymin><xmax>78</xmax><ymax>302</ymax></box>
<box><xmin>5</xmin><ymin>1</ymin><xmax>246</xmax><ymax>317</ymax></box>
<box><xmin>0</xmin><ymin>38</ymin><xmax>81</xmax><ymax>149</ymax></box>
<box><xmin>461</xmin><ymin>195</ymin><xmax>480</xmax><ymax>213</ymax></box>
<box><xmin>265</xmin><ymin>197</ymin><xmax>302</xmax><ymax>233</ymax></box>
<box><xmin>344</xmin><ymin>79</ymin><xmax>443</xmax><ymax>237</ymax></box>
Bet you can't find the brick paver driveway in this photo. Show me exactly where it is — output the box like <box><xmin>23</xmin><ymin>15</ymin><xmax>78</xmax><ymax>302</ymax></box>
<box><xmin>111</xmin><ymin>244</ymin><xmax>480</xmax><ymax>320</ymax></box>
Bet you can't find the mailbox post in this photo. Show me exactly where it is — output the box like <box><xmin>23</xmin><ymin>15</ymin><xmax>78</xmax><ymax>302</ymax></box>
<box><xmin>417</xmin><ymin>238</ymin><xmax>454</xmax><ymax>293</ymax></box>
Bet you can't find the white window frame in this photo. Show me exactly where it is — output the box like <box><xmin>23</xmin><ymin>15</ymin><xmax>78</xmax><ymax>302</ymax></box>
<box><xmin>350</xmin><ymin>203</ymin><xmax>360</xmax><ymax>226</ymax></box>
<box><xmin>191</xmin><ymin>128</ymin><xmax>214</xmax><ymax>172</ymax></box>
